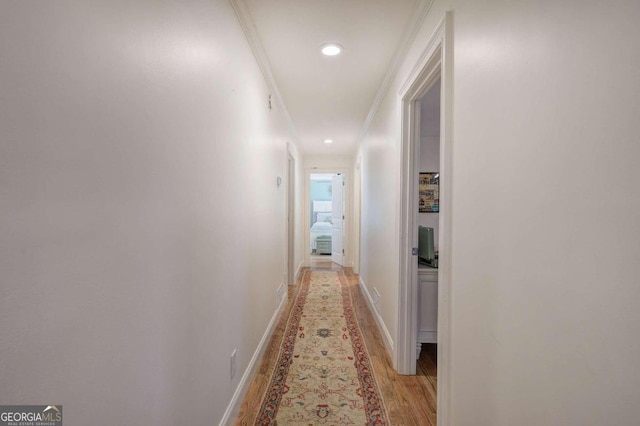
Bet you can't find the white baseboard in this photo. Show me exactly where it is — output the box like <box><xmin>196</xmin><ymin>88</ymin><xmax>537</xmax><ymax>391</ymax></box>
<box><xmin>218</xmin><ymin>288</ymin><xmax>288</xmax><ymax>425</ymax></box>
<box><xmin>358</xmin><ymin>276</ymin><xmax>394</xmax><ymax>357</ymax></box>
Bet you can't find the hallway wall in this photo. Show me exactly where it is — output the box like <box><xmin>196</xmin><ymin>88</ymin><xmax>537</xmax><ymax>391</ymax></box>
<box><xmin>0</xmin><ymin>1</ymin><xmax>300</xmax><ymax>424</ymax></box>
<box><xmin>358</xmin><ymin>0</ymin><xmax>640</xmax><ymax>425</ymax></box>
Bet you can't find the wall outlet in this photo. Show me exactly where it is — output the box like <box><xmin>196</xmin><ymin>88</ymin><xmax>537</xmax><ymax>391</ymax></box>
<box><xmin>372</xmin><ymin>287</ymin><xmax>381</xmax><ymax>313</ymax></box>
<box><xmin>230</xmin><ymin>349</ymin><xmax>237</xmax><ymax>380</ymax></box>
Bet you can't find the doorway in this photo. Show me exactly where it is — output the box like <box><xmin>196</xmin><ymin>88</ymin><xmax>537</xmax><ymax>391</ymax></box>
<box><xmin>398</xmin><ymin>13</ymin><xmax>453</xmax><ymax>425</ymax></box>
<box><xmin>414</xmin><ymin>76</ymin><xmax>441</xmax><ymax>363</ymax></box>
<box><xmin>309</xmin><ymin>173</ymin><xmax>344</xmax><ymax>268</ymax></box>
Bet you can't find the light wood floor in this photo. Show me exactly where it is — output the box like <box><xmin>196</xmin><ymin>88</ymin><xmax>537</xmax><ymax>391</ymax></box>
<box><xmin>234</xmin><ymin>265</ymin><xmax>437</xmax><ymax>425</ymax></box>
<box><xmin>309</xmin><ymin>253</ymin><xmax>340</xmax><ymax>269</ymax></box>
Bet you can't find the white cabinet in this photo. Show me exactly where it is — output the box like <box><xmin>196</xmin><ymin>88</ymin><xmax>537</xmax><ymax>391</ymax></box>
<box><xmin>417</xmin><ymin>267</ymin><xmax>438</xmax><ymax>357</ymax></box>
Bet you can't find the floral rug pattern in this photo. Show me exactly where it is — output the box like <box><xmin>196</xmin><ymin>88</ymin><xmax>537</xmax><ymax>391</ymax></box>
<box><xmin>256</xmin><ymin>270</ymin><xmax>388</xmax><ymax>425</ymax></box>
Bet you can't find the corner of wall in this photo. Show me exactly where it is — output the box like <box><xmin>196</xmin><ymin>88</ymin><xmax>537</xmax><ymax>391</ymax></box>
<box><xmin>218</xmin><ymin>292</ymin><xmax>288</xmax><ymax>425</ymax></box>
<box><xmin>358</xmin><ymin>276</ymin><xmax>394</xmax><ymax>359</ymax></box>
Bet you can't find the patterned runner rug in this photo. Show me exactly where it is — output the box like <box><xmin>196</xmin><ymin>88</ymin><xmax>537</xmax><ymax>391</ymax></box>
<box><xmin>256</xmin><ymin>270</ymin><xmax>389</xmax><ymax>425</ymax></box>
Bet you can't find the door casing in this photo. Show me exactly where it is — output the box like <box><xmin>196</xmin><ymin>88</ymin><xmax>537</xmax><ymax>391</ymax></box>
<box><xmin>304</xmin><ymin>167</ymin><xmax>351</xmax><ymax>268</ymax></box>
<box><xmin>397</xmin><ymin>12</ymin><xmax>454</xmax><ymax>426</ymax></box>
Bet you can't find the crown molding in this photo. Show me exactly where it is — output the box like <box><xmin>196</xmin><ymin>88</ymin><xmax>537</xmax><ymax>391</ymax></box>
<box><xmin>230</xmin><ymin>0</ymin><xmax>300</xmax><ymax>145</ymax></box>
<box><xmin>355</xmin><ymin>0</ymin><xmax>434</xmax><ymax>147</ymax></box>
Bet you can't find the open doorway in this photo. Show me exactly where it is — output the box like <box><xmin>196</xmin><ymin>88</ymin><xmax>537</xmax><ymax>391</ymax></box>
<box><xmin>414</xmin><ymin>77</ymin><xmax>440</xmax><ymax>391</ymax></box>
<box><xmin>398</xmin><ymin>13</ymin><xmax>453</xmax><ymax>425</ymax></box>
<box><xmin>309</xmin><ymin>173</ymin><xmax>344</xmax><ymax>268</ymax></box>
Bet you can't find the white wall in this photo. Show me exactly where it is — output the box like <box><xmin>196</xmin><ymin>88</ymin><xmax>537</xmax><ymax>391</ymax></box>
<box><xmin>0</xmin><ymin>1</ymin><xmax>300</xmax><ymax>424</ymax></box>
<box><xmin>359</xmin><ymin>0</ymin><xmax>640</xmax><ymax>425</ymax></box>
<box><xmin>358</xmin><ymin>90</ymin><xmax>402</xmax><ymax>349</ymax></box>
<box><xmin>304</xmin><ymin>155</ymin><xmax>355</xmax><ymax>170</ymax></box>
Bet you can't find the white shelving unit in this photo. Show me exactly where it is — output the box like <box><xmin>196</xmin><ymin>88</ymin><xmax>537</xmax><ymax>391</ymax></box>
<box><xmin>417</xmin><ymin>266</ymin><xmax>438</xmax><ymax>358</ymax></box>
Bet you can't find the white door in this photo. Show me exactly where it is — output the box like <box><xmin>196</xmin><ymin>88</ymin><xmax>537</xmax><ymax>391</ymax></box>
<box><xmin>331</xmin><ymin>174</ymin><xmax>344</xmax><ymax>265</ymax></box>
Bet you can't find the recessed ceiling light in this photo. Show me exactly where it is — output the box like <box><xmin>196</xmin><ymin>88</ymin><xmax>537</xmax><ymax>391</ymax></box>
<box><xmin>323</xmin><ymin>139</ymin><xmax>333</xmax><ymax>144</ymax></box>
<box><xmin>321</xmin><ymin>43</ymin><xmax>342</xmax><ymax>56</ymax></box>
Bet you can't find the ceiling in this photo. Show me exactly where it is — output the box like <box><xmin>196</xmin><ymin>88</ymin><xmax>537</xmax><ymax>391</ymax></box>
<box><xmin>241</xmin><ymin>0</ymin><xmax>421</xmax><ymax>156</ymax></box>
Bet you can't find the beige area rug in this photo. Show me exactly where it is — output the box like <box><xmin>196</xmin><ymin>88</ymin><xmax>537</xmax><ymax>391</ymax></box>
<box><xmin>255</xmin><ymin>270</ymin><xmax>389</xmax><ymax>425</ymax></box>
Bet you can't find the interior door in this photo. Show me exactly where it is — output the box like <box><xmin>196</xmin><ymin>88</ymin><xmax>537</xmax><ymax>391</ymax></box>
<box><xmin>331</xmin><ymin>174</ymin><xmax>344</xmax><ymax>265</ymax></box>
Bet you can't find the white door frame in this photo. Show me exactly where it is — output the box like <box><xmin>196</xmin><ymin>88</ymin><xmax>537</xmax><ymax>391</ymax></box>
<box><xmin>287</xmin><ymin>153</ymin><xmax>296</xmax><ymax>285</ymax></box>
<box><xmin>304</xmin><ymin>167</ymin><xmax>351</xmax><ymax>268</ymax></box>
<box><xmin>397</xmin><ymin>13</ymin><xmax>453</xmax><ymax>426</ymax></box>
<box><xmin>353</xmin><ymin>157</ymin><xmax>362</xmax><ymax>274</ymax></box>
<box><xmin>330</xmin><ymin>174</ymin><xmax>345</xmax><ymax>266</ymax></box>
